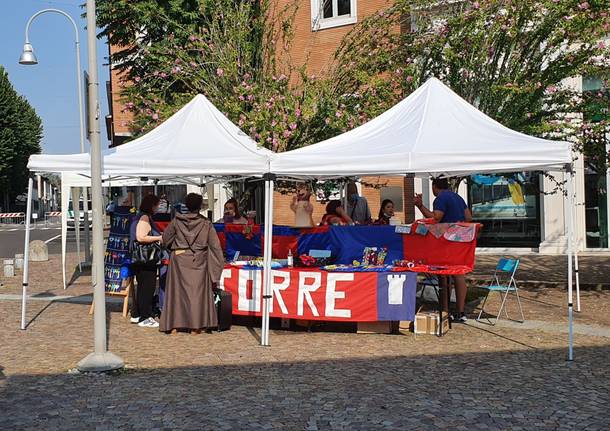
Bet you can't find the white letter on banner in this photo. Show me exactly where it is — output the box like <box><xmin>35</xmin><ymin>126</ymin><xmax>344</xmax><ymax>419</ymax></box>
<box><xmin>238</xmin><ymin>269</ymin><xmax>262</xmax><ymax>312</ymax></box>
<box><xmin>218</xmin><ymin>268</ymin><xmax>232</xmax><ymax>290</ymax></box>
<box><xmin>270</xmin><ymin>270</ymin><xmax>289</xmax><ymax>315</ymax></box>
<box><xmin>325</xmin><ymin>273</ymin><xmax>352</xmax><ymax>318</ymax></box>
<box><xmin>387</xmin><ymin>274</ymin><xmax>406</xmax><ymax>305</ymax></box>
<box><xmin>297</xmin><ymin>272</ymin><xmax>320</xmax><ymax>316</ymax></box>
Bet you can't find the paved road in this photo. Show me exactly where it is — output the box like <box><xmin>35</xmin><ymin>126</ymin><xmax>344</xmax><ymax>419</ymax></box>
<box><xmin>1</xmin><ymin>296</ymin><xmax>610</xmax><ymax>430</ymax></box>
<box><xmin>0</xmin><ymin>224</ymin><xmax>86</xmax><ymax>258</ymax></box>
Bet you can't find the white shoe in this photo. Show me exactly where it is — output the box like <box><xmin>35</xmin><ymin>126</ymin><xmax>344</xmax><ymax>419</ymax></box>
<box><xmin>130</xmin><ymin>317</ymin><xmax>140</xmax><ymax>324</ymax></box>
<box><xmin>138</xmin><ymin>317</ymin><xmax>159</xmax><ymax>328</ymax></box>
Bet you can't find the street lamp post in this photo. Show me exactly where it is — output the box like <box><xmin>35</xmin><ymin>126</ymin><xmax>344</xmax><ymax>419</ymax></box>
<box><xmin>20</xmin><ymin>8</ymin><xmax>92</xmax><ymax>265</ymax></box>
<box><xmin>77</xmin><ymin>0</ymin><xmax>124</xmax><ymax>372</ymax></box>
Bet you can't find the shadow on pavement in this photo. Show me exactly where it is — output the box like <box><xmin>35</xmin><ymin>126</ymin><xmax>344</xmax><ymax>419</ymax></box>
<box><xmin>0</xmin><ymin>345</ymin><xmax>608</xmax><ymax>429</ymax></box>
<box><xmin>24</xmin><ymin>301</ymin><xmax>54</xmax><ymax>330</ymax></box>
<box><xmin>67</xmin><ymin>265</ymin><xmax>90</xmax><ymax>288</ymax></box>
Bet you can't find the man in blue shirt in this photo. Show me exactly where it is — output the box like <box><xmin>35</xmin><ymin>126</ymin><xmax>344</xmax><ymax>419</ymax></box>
<box><xmin>414</xmin><ymin>178</ymin><xmax>472</xmax><ymax>323</ymax></box>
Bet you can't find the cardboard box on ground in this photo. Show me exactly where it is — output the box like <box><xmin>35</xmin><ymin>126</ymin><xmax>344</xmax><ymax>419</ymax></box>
<box><xmin>414</xmin><ymin>311</ymin><xmax>450</xmax><ymax>335</ymax></box>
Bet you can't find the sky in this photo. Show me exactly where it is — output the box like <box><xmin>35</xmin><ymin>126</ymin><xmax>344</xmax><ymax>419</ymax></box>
<box><xmin>0</xmin><ymin>0</ymin><xmax>111</xmax><ymax>154</ymax></box>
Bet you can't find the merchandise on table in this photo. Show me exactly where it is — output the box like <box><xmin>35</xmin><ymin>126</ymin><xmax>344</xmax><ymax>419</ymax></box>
<box><xmin>296</xmin><ymin>254</ymin><xmax>333</xmax><ymax>267</ymax></box>
<box><xmin>361</xmin><ymin>247</ymin><xmax>388</xmax><ymax>266</ymax></box>
<box><xmin>104</xmin><ymin>206</ymin><xmax>135</xmax><ymax>292</ymax></box>
<box><xmin>392</xmin><ymin>259</ymin><xmax>416</xmax><ymax>268</ymax></box>
<box><xmin>229</xmin><ymin>258</ymin><xmax>285</xmax><ymax>270</ymax></box>
<box><xmin>322</xmin><ymin>264</ymin><xmax>394</xmax><ymax>272</ymax></box>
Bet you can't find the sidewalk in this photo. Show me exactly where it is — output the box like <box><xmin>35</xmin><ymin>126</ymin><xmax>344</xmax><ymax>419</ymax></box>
<box><xmin>1</xmin><ymin>252</ymin><xmax>610</xmax><ymax>429</ymax></box>
<box><xmin>471</xmin><ymin>254</ymin><xmax>610</xmax><ymax>289</ymax></box>
<box><xmin>2</xmin><ymin>296</ymin><xmax>610</xmax><ymax>430</ymax></box>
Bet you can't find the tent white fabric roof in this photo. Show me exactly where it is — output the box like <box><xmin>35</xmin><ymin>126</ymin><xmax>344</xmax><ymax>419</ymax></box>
<box><xmin>28</xmin><ymin>94</ymin><xmax>272</xmax><ymax>177</ymax></box>
<box><xmin>271</xmin><ymin>77</ymin><xmax>572</xmax><ymax>178</ymax></box>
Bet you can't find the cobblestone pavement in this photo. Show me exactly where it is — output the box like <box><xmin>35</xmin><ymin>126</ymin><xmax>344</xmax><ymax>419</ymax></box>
<box><xmin>1</xmin><ymin>251</ymin><xmax>610</xmax><ymax>429</ymax></box>
<box><xmin>2</xmin><ymin>297</ymin><xmax>610</xmax><ymax>430</ymax></box>
<box><xmin>472</xmin><ymin>254</ymin><xmax>610</xmax><ymax>288</ymax></box>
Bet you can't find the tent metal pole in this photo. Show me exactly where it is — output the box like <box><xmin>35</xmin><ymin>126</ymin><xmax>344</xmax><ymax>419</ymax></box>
<box><xmin>266</xmin><ymin>178</ymin><xmax>275</xmax><ymax>344</ymax></box>
<box><xmin>71</xmin><ymin>187</ymin><xmax>82</xmax><ymax>272</ymax></box>
<box><xmin>208</xmin><ymin>183</ymin><xmax>215</xmax><ymax>219</ymax></box>
<box><xmin>261</xmin><ymin>175</ymin><xmax>275</xmax><ymax>346</ymax></box>
<box><xmin>20</xmin><ymin>178</ymin><xmax>34</xmax><ymax>330</ymax></box>
<box><xmin>566</xmin><ymin>166</ymin><xmax>574</xmax><ymax>361</ymax></box>
<box><xmin>575</xmin><ymin>244</ymin><xmax>581</xmax><ymax>312</ymax></box>
<box><xmin>569</xmin><ymin>177</ymin><xmax>581</xmax><ymax>312</ymax></box>
<box><xmin>82</xmin><ymin>187</ymin><xmax>91</xmax><ymax>264</ymax></box>
<box><xmin>572</xmin><ymin>179</ymin><xmax>580</xmax><ymax>313</ymax></box>
<box><xmin>61</xmin><ymin>176</ymin><xmax>69</xmax><ymax>289</ymax></box>
<box><xmin>261</xmin><ymin>179</ymin><xmax>270</xmax><ymax>346</ymax></box>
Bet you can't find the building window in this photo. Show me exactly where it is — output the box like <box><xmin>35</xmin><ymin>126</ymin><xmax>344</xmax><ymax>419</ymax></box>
<box><xmin>311</xmin><ymin>0</ymin><xmax>357</xmax><ymax>31</ymax></box>
<box><xmin>582</xmin><ymin>75</ymin><xmax>609</xmax><ymax>248</ymax></box>
<box><xmin>380</xmin><ymin>186</ymin><xmax>404</xmax><ymax>212</ymax></box>
<box><xmin>467</xmin><ymin>172</ymin><xmax>542</xmax><ymax>248</ymax></box>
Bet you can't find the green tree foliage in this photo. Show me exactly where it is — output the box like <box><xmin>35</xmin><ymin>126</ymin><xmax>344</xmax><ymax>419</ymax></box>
<box><xmin>98</xmin><ymin>0</ymin><xmax>609</xmax><ymax>173</ymax></box>
<box><xmin>98</xmin><ymin>0</ymin><xmax>350</xmax><ymax>152</ymax></box>
<box><xmin>0</xmin><ymin>66</ymin><xmax>42</xmax><ymax>210</ymax></box>
<box><xmin>332</xmin><ymin>0</ymin><xmax>610</xmax><ymax>172</ymax></box>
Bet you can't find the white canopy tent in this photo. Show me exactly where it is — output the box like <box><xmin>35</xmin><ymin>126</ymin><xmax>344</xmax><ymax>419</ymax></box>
<box><xmin>270</xmin><ymin>77</ymin><xmax>577</xmax><ymax>359</ymax></box>
<box><xmin>24</xmin><ymin>79</ymin><xmax>578</xmax><ymax>359</ymax></box>
<box><xmin>24</xmin><ymin>94</ymin><xmax>275</xmax><ymax>341</ymax></box>
<box><xmin>28</xmin><ymin>93</ymin><xmax>272</xmax><ymax>177</ymax></box>
<box><xmin>272</xmin><ymin>78</ymin><xmax>571</xmax><ymax>178</ymax></box>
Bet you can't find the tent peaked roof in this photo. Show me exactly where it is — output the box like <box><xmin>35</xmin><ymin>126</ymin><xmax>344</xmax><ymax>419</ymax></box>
<box><xmin>272</xmin><ymin>77</ymin><xmax>572</xmax><ymax>178</ymax></box>
<box><xmin>28</xmin><ymin>93</ymin><xmax>272</xmax><ymax>177</ymax></box>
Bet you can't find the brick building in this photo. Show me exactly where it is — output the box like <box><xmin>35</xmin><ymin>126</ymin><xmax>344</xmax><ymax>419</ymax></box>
<box><xmin>106</xmin><ymin>0</ymin><xmax>415</xmax><ymax>226</ymax></box>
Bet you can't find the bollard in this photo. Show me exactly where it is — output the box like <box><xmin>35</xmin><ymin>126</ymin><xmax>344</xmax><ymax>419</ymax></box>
<box><xmin>3</xmin><ymin>259</ymin><xmax>15</xmax><ymax>277</ymax></box>
<box><xmin>29</xmin><ymin>240</ymin><xmax>49</xmax><ymax>262</ymax></box>
<box><xmin>14</xmin><ymin>253</ymin><xmax>24</xmax><ymax>270</ymax></box>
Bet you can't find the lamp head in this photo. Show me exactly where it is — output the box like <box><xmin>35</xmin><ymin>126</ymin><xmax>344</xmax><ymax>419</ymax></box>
<box><xmin>19</xmin><ymin>43</ymin><xmax>38</xmax><ymax>65</ymax></box>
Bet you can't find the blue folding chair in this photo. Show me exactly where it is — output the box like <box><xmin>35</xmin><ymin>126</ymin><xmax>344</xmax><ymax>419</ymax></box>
<box><xmin>476</xmin><ymin>257</ymin><xmax>524</xmax><ymax>325</ymax></box>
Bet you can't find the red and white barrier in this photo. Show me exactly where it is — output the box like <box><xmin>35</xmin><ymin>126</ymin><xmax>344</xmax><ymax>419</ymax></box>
<box><xmin>0</xmin><ymin>212</ymin><xmax>25</xmax><ymax>224</ymax></box>
<box><xmin>0</xmin><ymin>212</ymin><xmax>25</xmax><ymax>218</ymax></box>
<box><xmin>44</xmin><ymin>211</ymin><xmax>62</xmax><ymax>226</ymax></box>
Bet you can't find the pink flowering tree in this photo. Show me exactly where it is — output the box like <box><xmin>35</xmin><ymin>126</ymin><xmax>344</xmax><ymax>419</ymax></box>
<box><xmin>331</xmin><ymin>0</ymin><xmax>610</xmax><ymax>173</ymax></box>
<box><xmin>98</xmin><ymin>0</ymin><xmax>356</xmax><ymax>153</ymax></box>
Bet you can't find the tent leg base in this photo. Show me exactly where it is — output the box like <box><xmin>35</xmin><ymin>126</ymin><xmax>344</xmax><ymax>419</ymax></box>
<box><xmin>77</xmin><ymin>351</ymin><xmax>124</xmax><ymax>372</ymax></box>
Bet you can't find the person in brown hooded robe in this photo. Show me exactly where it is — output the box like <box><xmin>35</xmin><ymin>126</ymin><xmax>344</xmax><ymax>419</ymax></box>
<box><xmin>160</xmin><ymin>193</ymin><xmax>224</xmax><ymax>334</ymax></box>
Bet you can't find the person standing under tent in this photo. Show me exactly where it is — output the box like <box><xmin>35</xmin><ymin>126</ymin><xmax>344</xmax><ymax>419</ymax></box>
<box><xmin>160</xmin><ymin>193</ymin><xmax>224</xmax><ymax>334</ymax></box>
<box><xmin>374</xmin><ymin>199</ymin><xmax>395</xmax><ymax>225</ymax></box>
<box><xmin>216</xmin><ymin>198</ymin><xmax>248</xmax><ymax>224</ymax></box>
<box><xmin>131</xmin><ymin>194</ymin><xmax>162</xmax><ymax>328</ymax></box>
<box><xmin>320</xmin><ymin>200</ymin><xmax>353</xmax><ymax>226</ymax></box>
<box><xmin>414</xmin><ymin>177</ymin><xmax>473</xmax><ymax>323</ymax></box>
<box><xmin>290</xmin><ymin>183</ymin><xmax>314</xmax><ymax>228</ymax></box>
<box><xmin>156</xmin><ymin>193</ymin><xmax>170</xmax><ymax>214</ymax></box>
<box><xmin>345</xmin><ymin>181</ymin><xmax>372</xmax><ymax>224</ymax></box>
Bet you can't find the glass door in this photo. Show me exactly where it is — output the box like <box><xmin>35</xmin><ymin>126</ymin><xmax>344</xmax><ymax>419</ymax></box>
<box><xmin>584</xmin><ymin>162</ymin><xmax>608</xmax><ymax>248</ymax></box>
<box><xmin>582</xmin><ymin>75</ymin><xmax>609</xmax><ymax>249</ymax></box>
<box><xmin>468</xmin><ymin>172</ymin><xmax>541</xmax><ymax>247</ymax></box>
